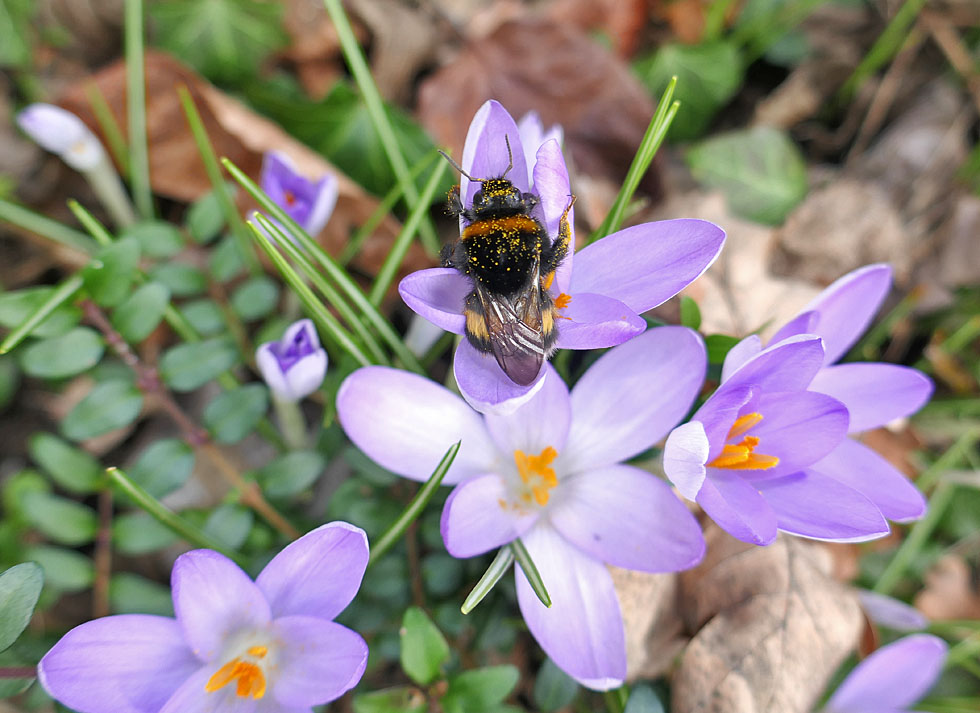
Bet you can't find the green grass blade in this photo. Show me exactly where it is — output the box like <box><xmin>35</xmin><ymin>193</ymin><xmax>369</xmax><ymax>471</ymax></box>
<box><xmin>0</xmin><ymin>274</ymin><xmax>85</xmax><ymax>354</ymax></box>
<box><xmin>511</xmin><ymin>537</ymin><xmax>551</xmax><ymax>608</ymax></box>
<box><xmin>124</xmin><ymin>0</ymin><xmax>153</xmax><ymax>218</ymax></box>
<box><xmin>85</xmin><ymin>81</ymin><xmax>130</xmax><ymax>178</ymax></box>
<box><xmin>461</xmin><ymin>546</ymin><xmax>515</xmax><ymax>615</ymax></box>
<box><xmin>0</xmin><ymin>198</ymin><xmax>98</xmax><ymax>255</ymax></box>
<box><xmin>67</xmin><ymin>199</ymin><xmax>114</xmax><ymax>247</ymax></box>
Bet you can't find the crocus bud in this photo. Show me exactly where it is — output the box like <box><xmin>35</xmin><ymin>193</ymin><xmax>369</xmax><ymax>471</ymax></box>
<box><xmin>256</xmin><ymin>319</ymin><xmax>328</xmax><ymax>402</ymax></box>
<box><xmin>16</xmin><ymin>103</ymin><xmax>106</xmax><ymax>172</ymax></box>
<box><xmin>260</xmin><ymin>151</ymin><xmax>338</xmax><ymax>237</ymax></box>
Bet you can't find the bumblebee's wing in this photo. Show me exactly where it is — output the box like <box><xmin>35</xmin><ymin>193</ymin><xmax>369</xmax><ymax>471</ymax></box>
<box><xmin>473</xmin><ymin>282</ymin><xmax>546</xmax><ymax>386</ymax></box>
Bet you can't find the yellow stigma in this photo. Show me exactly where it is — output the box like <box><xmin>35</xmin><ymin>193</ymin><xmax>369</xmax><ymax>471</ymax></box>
<box><xmin>513</xmin><ymin>446</ymin><xmax>559</xmax><ymax>506</ymax></box>
<box><xmin>706</xmin><ymin>413</ymin><xmax>779</xmax><ymax>471</ymax></box>
<box><xmin>205</xmin><ymin>646</ymin><xmax>268</xmax><ymax>699</ymax></box>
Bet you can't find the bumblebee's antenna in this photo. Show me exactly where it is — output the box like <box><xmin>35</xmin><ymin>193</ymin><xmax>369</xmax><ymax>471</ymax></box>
<box><xmin>503</xmin><ymin>136</ymin><xmax>514</xmax><ymax>176</ymax></box>
<box><xmin>439</xmin><ymin>150</ymin><xmax>482</xmax><ymax>183</ymax></box>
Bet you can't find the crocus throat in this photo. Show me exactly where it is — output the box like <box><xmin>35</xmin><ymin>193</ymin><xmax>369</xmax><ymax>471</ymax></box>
<box><xmin>272</xmin><ymin>328</ymin><xmax>315</xmax><ymax>372</ymax></box>
<box><xmin>284</xmin><ymin>190</ymin><xmax>297</xmax><ymax>206</ymax></box>
<box><xmin>512</xmin><ymin>446</ymin><xmax>559</xmax><ymax>506</ymax></box>
<box><xmin>706</xmin><ymin>412</ymin><xmax>779</xmax><ymax>470</ymax></box>
<box><xmin>205</xmin><ymin>645</ymin><xmax>268</xmax><ymax>699</ymax></box>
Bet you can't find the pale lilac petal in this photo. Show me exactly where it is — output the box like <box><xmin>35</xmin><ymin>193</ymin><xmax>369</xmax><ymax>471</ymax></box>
<box><xmin>255</xmin><ymin>344</ymin><xmax>291</xmax><ymax>401</ymax></box>
<box><xmin>857</xmin><ymin>590</ymin><xmax>928</xmax><ymax>632</ymax></box>
<box><xmin>533</xmin><ymin>139</ymin><xmax>574</xmax><ymax>292</ymax></box>
<box><xmin>158</xmin><ymin>666</ymin><xmax>235</xmax><ymax>713</ymax></box>
<box><xmin>440</xmin><ymin>473</ymin><xmax>538</xmax><ymax>557</ymax></box>
<box><xmin>812</xmin><ymin>438</ymin><xmax>926</xmax><ymax>522</ymax></box>
<box><xmin>550</xmin><ymin>465</ymin><xmax>704</xmax><ymax>572</ymax></box>
<box><xmin>17</xmin><ymin>103</ymin><xmax>105</xmax><ymax>171</ymax></box>
<box><xmin>769</xmin><ymin>310</ymin><xmax>817</xmax><ymax>345</ymax></box>
<box><xmin>256</xmin><ymin>320</ymin><xmax>327</xmax><ymax>402</ymax></box>
<box><xmin>697</xmin><ymin>471</ymin><xmax>778</xmax><ymax>545</ymax></box>
<box><xmin>461</xmin><ymin>100</ymin><xmax>529</xmax><ymax>204</ymax></box>
<box><xmin>484</xmin><ymin>365</ymin><xmax>571</xmax><ymax>454</ymax></box>
<box><xmin>282</xmin><ymin>351</ymin><xmax>327</xmax><ymax>401</ymax></box>
<box><xmin>305</xmin><ymin>174</ymin><xmax>338</xmax><ymax>236</ymax></box>
<box><xmin>398</xmin><ymin>268</ymin><xmax>469</xmax><ymax>335</ymax></box>
<box><xmin>756</xmin><ymin>470</ymin><xmax>889</xmax><ymax>542</ymax></box>
<box><xmin>172</xmin><ymin>550</ymin><xmax>270</xmax><ymax>662</ymax></box>
<box><xmin>746</xmin><ymin>391</ymin><xmax>849</xmax><ymax>479</ymax></box>
<box><xmin>809</xmin><ymin>363</ymin><xmax>933</xmax><ymax>433</ymax></box>
<box><xmin>518</xmin><ymin>111</ymin><xmax>563</xmax><ymax>176</ymax></box>
<box><xmin>720</xmin><ymin>335</ymin><xmax>762</xmax><ymax>383</ymax></box>
<box><xmin>570</xmin><ymin>219</ymin><xmax>725</xmax><ymax>314</ymax></box>
<box><xmin>826</xmin><ymin>634</ymin><xmax>947</xmax><ymax>713</ymax></box>
<box><xmin>562</xmin><ymin>327</ymin><xmax>705</xmax><ymax>471</ymax></box>
<box><xmin>663</xmin><ymin>421</ymin><xmax>709</xmax><ymax>500</ymax></box>
<box><xmin>454</xmin><ymin>339</ymin><xmax>546</xmax><ymax>415</ymax></box>
<box><xmin>257</xmin><ymin>522</ymin><xmax>368</xmax><ymax>620</ymax></box>
<box><xmin>404</xmin><ymin>313</ymin><xmax>448</xmax><ymax>357</ymax></box>
<box><xmin>801</xmin><ymin>263</ymin><xmax>892</xmax><ymax>365</ymax></box>
<box><xmin>337</xmin><ymin>366</ymin><xmax>497</xmax><ymax>485</ymax></box>
<box><xmin>271</xmin><ymin>617</ymin><xmax>368</xmax><ymax>707</ymax></box>
<box><xmin>38</xmin><ymin>615</ymin><xmax>199</xmax><ymax>713</ymax></box>
<box><xmin>722</xmin><ymin>334</ymin><xmax>825</xmax><ymax>394</ymax></box>
<box><xmin>553</xmin><ymin>293</ymin><xmax>645</xmax><ymax>349</ymax></box>
<box><xmin>692</xmin><ymin>386</ymin><xmax>754</xmax><ymax>462</ymax></box>
<box><xmin>516</xmin><ymin>525</ymin><xmax>626</xmax><ymax>690</ymax></box>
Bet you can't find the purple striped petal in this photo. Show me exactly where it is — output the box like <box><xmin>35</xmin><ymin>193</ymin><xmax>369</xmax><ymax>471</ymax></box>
<box><xmin>550</xmin><ymin>464</ymin><xmax>704</xmax><ymax>572</ymax></box>
<box><xmin>697</xmin><ymin>470</ymin><xmax>778</xmax><ymax>545</ymax></box>
<box><xmin>171</xmin><ymin>550</ymin><xmax>271</xmax><ymax>663</ymax></box>
<box><xmin>256</xmin><ymin>522</ymin><xmax>368</xmax><ymax>620</ymax></box>
<box><xmin>516</xmin><ymin>525</ymin><xmax>626</xmax><ymax>690</ymax></box>
<box><xmin>270</xmin><ymin>617</ymin><xmax>368</xmax><ymax>707</ymax></box>
<box><xmin>768</xmin><ymin>310</ymin><xmax>817</xmax><ymax>345</ymax></box>
<box><xmin>38</xmin><ymin>615</ymin><xmax>199</xmax><ymax>713</ymax></box>
<box><xmin>570</xmin><ymin>219</ymin><xmax>725</xmax><ymax>314</ymax></box>
<box><xmin>826</xmin><ymin>634</ymin><xmax>947</xmax><ymax>713</ymax></box>
<box><xmin>398</xmin><ymin>268</ymin><xmax>468</xmax><ymax>335</ymax></box>
<box><xmin>722</xmin><ymin>334</ymin><xmax>825</xmax><ymax>394</ymax></box>
<box><xmin>553</xmin><ymin>293</ymin><xmax>645</xmax><ymax>349</ymax></box>
<box><xmin>305</xmin><ymin>173</ymin><xmax>338</xmax><ymax>236</ymax></box>
<box><xmin>663</xmin><ymin>421</ymin><xmax>710</xmax><ymax>500</ymax></box>
<box><xmin>337</xmin><ymin>366</ymin><xmax>498</xmax><ymax>484</ymax></box>
<box><xmin>562</xmin><ymin>327</ymin><xmax>705</xmax><ymax>471</ymax></box>
<box><xmin>809</xmin><ymin>363</ymin><xmax>933</xmax><ymax>433</ymax></box>
<box><xmin>441</xmin><ymin>473</ymin><xmax>538</xmax><ymax>557</ymax></box>
<box><xmin>755</xmin><ymin>470</ymin><xmax>889</xmax><ymax>542</ymax></box>
<box><xmin>454</xmin><ymin>339</ymin><xmax>546</xmax><ymax>414</ymax></box>
<box><xmin>483</xmin><ymin>365</ymin><xmax>571</xmax><ymax>454</ymax></box>
<box><xmin>811</xmin><ymin>438</ymin><xmax>926</xmax><ymax>522</ymax></box>
<box><xmin>720</xmin><ymin>335</ymin><xmax>762</xmax><ymax>383</ymax></box>
<box><xmin>461</xmin><ymin>101</ymin><xmax>529</xmax><ymax>204</ymax></box>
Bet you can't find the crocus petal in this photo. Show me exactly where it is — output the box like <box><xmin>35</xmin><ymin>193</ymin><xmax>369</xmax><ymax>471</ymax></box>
<box><xmin>697</xmin><ymin>470</ymin><xmax>778</xmax><ymax>545</ymax></box>
<box><xmin>809</xmin><ymin>363</ymin><xmax>933</xmax><ymax>433</ymax></box>
<box><xmin>518</xmin><ymin>111</ymin><xmax>563</xmax><ymax>176</ymax></box>
<box><xmin>461</xmin><ymin>100</ymin><xmax>529</xmax><ymax>204</ymax></box>
<box><xmin>256</xmin><ymin>343</ymin><xmax>292</xmax><ymax>400</ymax></box>
<box><xmin>562</xmin><ymin>327</ymin><xmax>705</xmax><ymax>471</ymax></box>
<box><xmin>441</xmin><ymin>473</ymin><xmax>538</xmax><ymax>557</ymax></box>
<box><xmin>404</xmin><ymin>313</ymin><xmax>448</xmax><ymax>358</ymax></box>
<box><xmin>550</xmin><ymin>464</ymin><xmax>705</xmax><ymax>572</ymax></box>
<box><xmin>285</xmin><ymin>351</ymin><xmax>327</xmax><ymax>401</ymax></box>
<box><xmin>158</xmin><ymin>665</ymin><xmax>266</xmax><ymax>713</ymax></box>
<box><xmin>663</xmin><ymin>421</ymin><xmax>709</xmax><ymax>500</ymax></box>
<box><xmin>17</xmin><ymin>103</ymin><xmax>105</xmax><ymax>171</ymax></box>
<box><xmin>800</xmin><ymin>263</ymin><xmax>893</xmax><ymax>365</ymax></box>
<box><xmin>857</xmin><ymin>590</ymin><xmax>929</xmax><ymax>632</ymax></box>
<box><xmin>305</xmin><ymin>173</ymin><xmax>338</xmax><ymax>236</ymax></box>
<box><xmin>722</xmin><ymin>334</ymin><xmax>825</xmax><ymax>394</ymax></box>
<box><xmin>745</xmin><ymin>390</ymin><xmax>850</xmax><ymax>479</ymax></box>
<box><xmin>532</xmin><ymin>139</ymin><xmax>574</xmax><ymax>292</ymax></box>
<box><xmin>337</xmin><ymin>366</ymin><xmax>497</xmax><ymax>485</ymax></box>
<box><xmin>768</xmin><ymin>310</ymin><xmax>817</xmax><ymax>345</ymax></box>
<box><xmin>691</xmin><ymin>385</ymin><xmax>754</xmax><ymax>463</ymax></box>
<box><xmin>756</xmin><ymin>470</ymin><xmax>889</xmax><ymax>542</ymax></box>
<box><xmin>172</xmin><ymin>550</ymin><xmax>271</xmax><ymax>662</ymax></box>
<box><xmin>257</xmin><ymin>522</ymin><xmax>368</xmax><ymax>620</ymax></box>
<box><xmin>826</xmin><ymin>634</ymin><xmax>947</xmax><ymax>713</ymax></box>
<box><xmin>811</xmin><ymin>438</ymin><xmax>926</xmax><ymax>522</ymax></box>
<box><xmin>398</xmin><ymin>268</ymin><xmax>469</xmax><ymax>335</ymax></box>
<box><xmin>255</xmin><ymin>319</ymin><xmax>327</xmax><ymax>402</ymax></box>
<box><xmin>516</xmin><ymin>525</ymin><xmax>626</xmax><ymax>690</ymax></box>
<box><xmin>570</xmin><ymin>219</ymin><xmax>725</xmax><ymax>314</ymax></box>
<box><xmin>553</xmin><ymin>293</ymin><xmax>645</xmax><ymax>350</ymax></box>
<box><xmin>483</xmin><ymin>365</ymin><xmax>571</xmax><ymax>454</ymax></box>
<box><xmin>720</xmin><ymin>335</ymin><xmax>762</xmax><ymax>383</ymax></box>
<box><xmin>270</xmin><ymin>617</ymin><xmax>368</xmax><ymax>708</ymax></box>
<box><xmin>38</xmin><ymin>615</ymin><xmax>199</xmax><ymax>713</ymax></box>
<box><xmin>454</xmin><ymin>339</ymin><xmax>546</xmax><ymax>414</ymax></box>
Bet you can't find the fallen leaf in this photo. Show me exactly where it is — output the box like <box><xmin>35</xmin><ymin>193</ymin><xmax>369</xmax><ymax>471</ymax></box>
<box><xmin>915</xmin><ymin>555</ymin><xmax>980</xmax><ymax>621</ymax></box>
<box><xmin>612</xmin><ymin>568</ymin><xmax>688</xmax><ymax>681</ymax></box>
<box><xmin>651</xmin><ymin>0</ymin><xmax>707</xmax><ymax>45</ymax></box>
<box><xmin>281</xmin><ymin>0</ymin><xmax>349</xmax><ymax>99</ymax></box>
<box><xmin>673</xmin><ymin>525</ymin><xmax>862</xmax><ymax>713</ymax></box>
<box><xmin>547</xmin><ymin>0</ymin><xmax>650</xmax><ymax>57</ymax></box>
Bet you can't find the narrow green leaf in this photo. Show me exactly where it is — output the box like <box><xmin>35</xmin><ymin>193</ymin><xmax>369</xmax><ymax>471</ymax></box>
<box><xmin>62</xmin><ymin>380</ymin><xmax>143</xmax><ymax>441</ymax></box>
<box><xmin>0</xmin><ymin>198</ymin><xmax>96</xmax><ymax>254</ymax></box>
<box><xmin>111</xmin><ymin>282</ymin><xmax>171</xmax><ymax>343</ymax></box>
<box><xmin>0</xmin><ymin>275</ymin><xmax>84</xmax><ymax>354</ymax></box>
<box><xmin>512</xmin><ymin>537</ymin><xmax>550</xmax><ymax>607</ymax></box>
<box><xmin>679</xmin><ymin>296</ymin><xmax>702</xmax><ymax>331</ymax></box>
<box><xmin>159</xmin><ymin>337</ymin><xmax>239</xmax><ymax>392</ymax></box>
<box><xmin>400</xmin><ymin>606</ymin><xmax>450</xmax><ymax>686</ymax></box>
<box><xmin>0</xmin><ymin>563</ymin><xmax>43</xmax><ymax>652</ymax></box>
<box><xmin>21</xmin><ymin>491</ymin><xmax>97</xmax><ymax>545</ymax></box>
<box><xmin>29</xmin><ymin>433</ymin><xmax>102</xmax><ymax>494</ymax></box>
<box><xmin>85</xmin><ymin>80</ymin><xmax>130</xmax><ymax>177</ymax></box>
<box><xmin>352</xmin><ymin>687</ymin><xmax>427</xmax><ymax>713</ymax></box>
<box><xmin>203</xmin><ymin>384</ymin><xmax>269</xmax><ymax>443</ymax></box>
<box><xmin>124</xmin><ymin>0</ymin><xmax>153</xmax><ymax>218</ymax></box>
<box><xmin>461</xmin><ymin>546</ymin><xmax>515</xmax><ymax>615</ymax></box>
<box><xmin>17</xmin><ymin>327</ymin><xmax>104</xmax><ymax>379</ymax></box>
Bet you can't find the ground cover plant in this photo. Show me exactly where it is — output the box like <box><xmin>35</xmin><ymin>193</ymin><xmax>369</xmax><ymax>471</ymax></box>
<box><xmin>0</xmin><ymin>1</ymin><xmax>978</xmax><ymax>712</ymax></box>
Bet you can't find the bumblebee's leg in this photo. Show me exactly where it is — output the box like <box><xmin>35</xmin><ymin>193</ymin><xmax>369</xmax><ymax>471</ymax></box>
<box><xmin>540</xmin><ymin>194</ymin><xmax>576</xmax><ymax>281</ymax></box>
<box><xmin>539</xmin><ymin>288</ymin><xmax>560</xmax><ymax>355</ymax></box>
<box><xmin>446</xmin><ymin>186</ymin><xmax>464</xmax><ymax>216</ymax></box>
<box><xmin>463</xmin><ymin>293</ymin><xmax>493</xmax><ymax>353</ymax></box>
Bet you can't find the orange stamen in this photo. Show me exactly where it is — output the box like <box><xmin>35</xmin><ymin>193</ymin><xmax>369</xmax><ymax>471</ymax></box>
<box><xmin>206</xmin><ymin>658</ymin><xmax>267</xmax><ymax>699</ymax></box>
<box><xmin>513</xmin><ymin>447</ymin><xmax>559</xmax><ymax>506</ymax></box>
<box><xmin>706</xmin><ymin>413</ymin><xmax>779</xmax><ymax>471</ymax></box>
<box><xmin>554</xmin><ymin>293</ymin><xmax>572</xmax><ymax>309</ymax></box>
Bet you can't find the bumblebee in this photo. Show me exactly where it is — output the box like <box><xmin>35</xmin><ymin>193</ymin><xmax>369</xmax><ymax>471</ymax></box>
<box><xmin>440</xmin><ymin>140</ymin><xmax>574</xmax><ymax>385</ymax></box>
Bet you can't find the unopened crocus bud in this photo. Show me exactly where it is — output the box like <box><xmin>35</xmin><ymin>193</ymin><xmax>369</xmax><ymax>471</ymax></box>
<box><xmin>17</xmin><ymin>103</ymin><xmax>106</xmax><ymax>172</ymax></box>
<box><xmin>256</xmin><ymin>319</ymin><xmax>327</xmax><ymax>402</ymax></box>
<box><xmin>260</xmin><ymin>151</ymin><xmax>338</xmax><ymax>237</ymax></box>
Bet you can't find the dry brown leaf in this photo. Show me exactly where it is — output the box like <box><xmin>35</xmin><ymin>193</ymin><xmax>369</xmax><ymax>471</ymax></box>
<box><xmin>612</xmin><ymin>568</ymin><xmax>688</xmax><ymax>680</ymax></box>
<box><xmin>282</xmin><ymin>0</ymin><xmax>350</xmax><ymax>99</ymax></box>
<box><xmin>547</xmin><ymin>0</ymin><xmax>650</xmax><ymax>57</ymax></box>
<box><xmin>915</xmin><ymin>555</ymin><xmax>980</xmax><ymax>621</ymax></box>
<box><xmin>651</xmin><ymin>0</ymin><xmax>707</xmax><ymax>44</ymax></box>
<box><xmin>417</xmin><ymin>16</ymin><xmax>663</xmax><ymax>203</ymax></box>
<box><xmin>672</xmin><ymin>525</ymin><xmax>862</xmax><ymax>713</ymax></box>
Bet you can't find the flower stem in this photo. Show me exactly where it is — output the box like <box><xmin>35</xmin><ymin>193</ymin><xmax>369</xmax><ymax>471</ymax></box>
<box><xmin>273</xmin><ymin>396</ymin><xmax>308</xmax><ymax>450</ymax></box>
<box><xmin>123</xmin><ymin>0</ymin><xmax>153</xmax><ymax>219</ymax></box>
<box><xmin>83</xmin><ymin>159</ymin><xmax>137</xmax><ymax>228</ymax></box>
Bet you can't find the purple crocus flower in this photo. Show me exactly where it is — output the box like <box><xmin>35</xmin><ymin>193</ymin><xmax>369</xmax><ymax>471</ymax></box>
<box><xmin>256</xmin><ymin>319</ymin><xmax>328</xmax><ymax>402</ymax></box>
<box><xmin>398</xmin><ymin>100</ymin><xmax>726</xmax><ymax>412</ymax></box>
<box><xmin>857</xmin><ymin>590</ymin><xmax>929</xmax><ymax>632</ymax></box>
<box><xmin>38</xmin><ymin>522</ymin><xmax>370</xmax><ymax>713</ymax></box>
<box><xmin>663</xmin><ymin>334</ymin><xmax>891</xmax><ymax>544</ymax></box>
<box><xmin>260</xmin><ymin>151</ymin><xmax>338</xmax><ymax>237</ymax></box>
<box><xmin>338</xmin><ymin>327</ymin><xmax>707</xmax><ymax>688</ymax></box>
<box><xmin>17</xmin><ymin>103</ymin><xmax>105</xmax><ymax>171</ymax></box>
<box><xmin>823</xmin><ymin>634</ymin><xmax>947</xmax><ymax>713</ymax></box>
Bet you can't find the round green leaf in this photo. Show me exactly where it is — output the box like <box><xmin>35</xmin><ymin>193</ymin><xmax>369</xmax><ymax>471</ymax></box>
<box><xmin>400</xmin><ymin>606</ymin><xmax>449</xmax><ymax>686</ymax></box>
<box><xmin>83</xmin><ymin>237</ymin><xmax>141</xmax><ymax>307</ymax></box>
<box><xmin>110</xmin><ymin>573</ymin><xmax>174</xmax><ymax>616</ymax></box>
<box><xmin>208</xmin><ymin>234</ymin><xmax>245</xmax><ymax>283</ymax></box>
<box><xmin>256</xmin><ymin>450</ymin><xmax>324</xmax><ymax>498</ymax></box>
<box><xmin>186</xmin><ymin>190</ymin><xmax>225</xmax><ymax>243</ymax></box>
<box><xmin>159</xmin><ymin>338</ymin><xmax>238</xmax><ymax>391</ymax></box>
<box><xmin>231</xmin><ymin>275</ymin><xmax>279</xmax><ymax>321</ymax></box>
<box><xmin>352</xmin><ymin>687</ymin><xmax>427</xmax><ymax>713</ymax></box>
<box><xmin>533</xmin><ymin>658</ymin><xmax>579</xmax><ymax>713</ymax></box>
<box><xmin>111</xmin><ymin>282</ymin><xmax>171</xmax><ymax>343</ymax></box>
<box><xmin>705</xmin><ymin>334</ymin><xmax>741</xmax><ymax>365</ymax></box>
<box><xmin>29</xmin><ymin>433</ymin><xmax>102</xmax><ymax>494</ymax></box>
<box><xmin>180</xmin><ymin>299</ymin><xmax>226</xmax><ymax>336</ymax></box>
<box><xmin>0</xmin><ymin>287</ymin><xmax>81</xmax><ymax>338</ymax></box>
<box><xmin>61</xmin><ymin>380</ymin><xmax>143</xmax><ymax>441</ymax></box>
<box><xmin>112</xmin><ymin>511</ymin><xmax>178</xmax><ymax>554</ymax></box>
<box><xmin>624</xmin><ymin>684</ymin><xmax>665</xmax><ymax>713</ymax></box>
<box><xmin>25</xmin><ymin>546</ymin><xmax>93</xmax><ymax>592</ymax></box>
<box><xmin>0</xmin><ymin>563</ymin><xmax>43</xmax><ymax>651</ymax></box>
<box><xmin>21</xmin><ymin>491</ymin><xmax>97</xmax><ymax>545</ymax></box>
<box><xmin>679</xmin><ymin>295</ymin><xmax>702</xmax><ymax>331</ymax></box>
<box><xmin>203</xmin><ymin>384</ymin><xmax>268</xmax><ymax>443</ymax></box>
<box><xmin>17</xmin><ymin>327</ymin><xmax>104</xmax><ymax>379</ymax></box>
<box><xmin>444</xmin><ymin>665</ymin><xmax>520</xmax><ymax>713</ymax></box>
<box><xmin>203</xmin><ymin>504</ymin><xmax>253</xmax><ymax>550</ymax></box>
<box><xmin>148</xmin><ymin>262</ymin><xmax>208</xmax><ymax>297</ymax></box>
<box><xmin>121</xmin><ymin>221</ymin><xmax>185</xmax><ymax>259</ymax></box>
<box><xmin>128</xmin><ymin>439</ymin><xmax>194</xmax><ymax>497</ymax></box>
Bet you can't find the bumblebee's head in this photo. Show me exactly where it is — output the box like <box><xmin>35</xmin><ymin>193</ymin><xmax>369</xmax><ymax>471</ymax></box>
<box><xmin>472</xmin><ymin>178</ymin><xmax>529</xmax><ymax>213</ymax></box>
